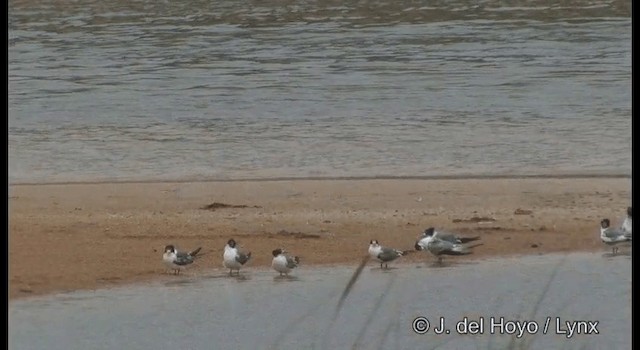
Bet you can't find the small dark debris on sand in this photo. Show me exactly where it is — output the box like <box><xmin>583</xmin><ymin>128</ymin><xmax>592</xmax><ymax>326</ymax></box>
<box><xmin>452</xmin><ymin>216</ymin><xmax>496</xmax><ymax>223</ymax></box>
<box><xmin>531</xmin><ymin>244</ymin><xmax>539</xmax><ymax>248</ymax></box>
<box><xmin>201</xmin><ymin>202</ymin><xmax>262</xmax><ymax>211</ymax></box>
<box><xmin>514</xmin><ymin>208</ymin><xmax>533</xmax><ymax>215</ymax></box>
<box><xmin>268</xmin><ymin>230</ymin><xmax>321</xmax><ymax>239</ymax></box>
<box><xmin>475</xmin><ymin>226</ymin><xmax>502</xmax><ymax>231</ymax></box>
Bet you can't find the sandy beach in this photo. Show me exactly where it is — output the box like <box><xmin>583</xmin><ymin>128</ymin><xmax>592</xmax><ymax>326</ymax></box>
<box><xmin>8</xmin><ymin>177</ymin><xmax>631</xmax><ymax>300</ymax></box>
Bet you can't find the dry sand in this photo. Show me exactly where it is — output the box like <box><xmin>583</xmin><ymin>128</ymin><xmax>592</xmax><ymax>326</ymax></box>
<box><xmin>9</xmin><ymin>177</ymin><xmax>631</xmax><ymax>300</ymax></box>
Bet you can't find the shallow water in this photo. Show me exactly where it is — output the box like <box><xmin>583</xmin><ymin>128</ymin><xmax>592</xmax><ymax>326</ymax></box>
<box><xmin>9</xmin><ymin>252</ymin><xmax>631</xmax><ymax>349</ymax></box>
<box><xmin>8</xmin><ymin>0</ymin><xmax>631</xmax><ymax>183</ymax></box>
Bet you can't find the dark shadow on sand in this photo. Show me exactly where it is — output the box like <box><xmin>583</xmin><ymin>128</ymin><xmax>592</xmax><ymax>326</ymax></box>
<box><xmin>163</xmin><ymin>278</ymin><xmax>197</xmax><ymax>287</ymax></box>
<box><xmin>370</xmin><ymin>266</ymin><xmax>400</xmax><ymax>272</ymax></box>
<box><xmin>273</xmin><ymin>275</ymin><xmax>301</xmax><ymax>282</ymax></box>
<box><xmin>416</xmin><ymin>260</ymin><xmax>480</xmax><ymax>269</ymax></box>
<box><xmin>602</xmin><ymin>251</ymin><xmax>632</xmax><ymax>258</ymax></box>
<box><xmin>230</xmin><ymin>274</ymin><xmax>251</xmax><ymax>282</ymax></box>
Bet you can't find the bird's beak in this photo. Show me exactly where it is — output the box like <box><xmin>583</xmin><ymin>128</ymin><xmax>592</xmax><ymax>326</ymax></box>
<box><xmin>415</xmin><ymin>241</ymin><xmax>423</xmax><ymax>251</ymax></box>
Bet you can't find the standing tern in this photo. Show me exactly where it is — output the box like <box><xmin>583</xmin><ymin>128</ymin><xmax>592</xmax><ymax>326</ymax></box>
<box><xmin>223</xmin><ymin>239</ymin><xmax>252</xmax><ymax>276</ymax></box>
<box><xmin>600</xmin><ymin>218</ymin><xmax>632</xmax><ymax>255</ymax></box>
<box><xmin>271</xmin><ymin>248</ymin><xmax>300</xmax><ymax>276</ymax></box>
<box><xmin>415</xmin><ymin>234</ymin><xmax>481</xmax><ymax>265</ymax></box>
<box><xmin>162</xmin><ymin>245</ymin><xmax>202</xmax><ymax>275</ymax></box>
<box><xmin>368</xmin><ymin>240</ymin><xmax>410</xmax><ymax>269</ymax></box>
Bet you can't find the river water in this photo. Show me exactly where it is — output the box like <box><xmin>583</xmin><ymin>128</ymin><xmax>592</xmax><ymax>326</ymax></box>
<box><xmin>9</xmin><ymin>252</ymin><xmax>632</xmax><ymax>349</ymax></box>
<box><xmin>8</xmin><ymin>0</ymin><xmax>632</xmax><ymax>184</ymax></box>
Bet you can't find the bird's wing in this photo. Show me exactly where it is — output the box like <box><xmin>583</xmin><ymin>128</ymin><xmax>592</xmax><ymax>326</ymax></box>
<box><xmin>236</xmin><ymin>251</ymin><xmax>252</xmax><ymax>264</ymax></box>
<box><xmin>377</xmin><ymin>247</ymin><xmax>402</xmax><ymax>261</ymax></box>
<box><xmin>604</xmin><ymin>227</ymin><xmax>627</xmax><ymax>240</ymax></box>
<box><xmin>285</xmin><ymin>255</ymin><xmax>299</xmax><ymax>268</ymax></box>
<box><xmin>174</xmin><ymin>253</ymin><xmax>194</xmax><ymax>265</ymax></box>
<box><xmin>434</xmin><ymin>231</ymin><xmax>460</xmax><ymax>243</ymax></box>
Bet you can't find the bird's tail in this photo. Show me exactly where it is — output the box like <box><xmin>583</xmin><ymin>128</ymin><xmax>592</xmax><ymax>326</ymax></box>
<box><xmin>459</xmin><ymin>236</ymin><xmax>481</xmax><ymax>244</ymax></box>
<box><xmin>190</xmin><ymin>247</ymin><xmax>203</xmax><ymax>257</ymax></box>
<box><xmin>445</xmin><ymin>242</ymin><xmax>484</xmax><ymax>255</ymax></box>
<box><xmin>466</xmin><ymin>243</ymin><xmax>484</xmax><ymax>250</ymax></box>
<box><xmin>441</xmin><ymin>250</ymin><xmax>472</xmax><ymax>256</ymax></box>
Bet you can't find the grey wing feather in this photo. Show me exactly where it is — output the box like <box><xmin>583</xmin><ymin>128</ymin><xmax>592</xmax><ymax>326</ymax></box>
<box><xmin>430</xmin><ymin>238</ymin><xmax>454</xmax><ymax>252</ymax></box>
<box><xmin>174</xmin><ymin>253</ymin><xmax>194</xmax><ymax>266</ymax></box>
<box><xmin>436</xmin><ymin>230</ymin><xmax>480</xmax><ymax>244</ymax></box>
<box><xmin>378</xmin><ymin>247</ymin><xmax>402</xmax><ymax>262</ymax></box>
<box><xmin>176</xmin><ymin>251</ymin><xmax>190</xmax><ymax>259</ymax></box>
<box><xmin>236</xmin><ymin>251</ymin><xmax>252</xmax><ymax>265</ymax></box>
<box><xmin>433</xmin><ymin>239</ymin><xmax>473</xmax><ymax>256</ymax></box>
<box><xmin>604</xmin><ymin>227</ymin><xmax>626</xmax><ymax>239</ymax></box>
<box><xmin>285</xmin><ymin>256</ymin><xmax>300</xmax><ymax>268</ymax></box>
<box><xmin>435</xmin><ymin>231</ymin><xmax>460</xmax><ymax>244</ymax></box>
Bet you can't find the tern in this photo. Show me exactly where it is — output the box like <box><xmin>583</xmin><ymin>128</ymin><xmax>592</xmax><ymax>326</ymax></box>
<box><xmin>368</xmin><ymin>240</ymin><xmax>410</xmax><ymax>269</ymax></box>
<box><xmin>415</xmin><ymin>234</ymin><xmax>481</xmax><ymax>265</ymax></box>
<box><xmin>600</xmin><ymin>218</ymin><xmax>631</xmax><ymax>255</ymax></box>
<box><xmin>223</xmin><ymin>239</ymin><xmax>252</xmax><ymax>276</ymax></box>
<box><xmin>271</xmin><ymin>248</ymin><xmax>300</xmax><ymax>276</ymax></box>
<box><xmin>162</xmin><ymin>245</ymin><xmax>202</xmax><ymax>275</ymax></box>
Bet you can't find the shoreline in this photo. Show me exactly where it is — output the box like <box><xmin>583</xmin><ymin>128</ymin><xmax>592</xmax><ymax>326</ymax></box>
<box><xmin>10</xmin><ymin>250</ymin><xmax>619</xmax><ymax>303</ymax></box>
<box><xmin>9</xmin><ymin>177</ymin><xmax>631</xmax><ymax>300</ymax></box>
<box><xmin>9</xmin><ymin>173</ymin><xmax>631</xmax><ymax>186</ymax></box>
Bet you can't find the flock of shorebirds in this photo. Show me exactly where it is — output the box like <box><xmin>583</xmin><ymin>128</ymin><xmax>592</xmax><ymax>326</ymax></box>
<box><xmin>162</xmin><ymin>206</ymin><xmax>632</xmax><ymax>276</ymax></box>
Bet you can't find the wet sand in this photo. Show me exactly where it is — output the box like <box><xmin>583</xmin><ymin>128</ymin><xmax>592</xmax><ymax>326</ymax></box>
<box><xmin>8</xmin><ymin>177</ymin><xmax>631</xmax><ymax>299</ymax></box>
